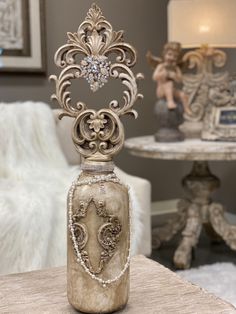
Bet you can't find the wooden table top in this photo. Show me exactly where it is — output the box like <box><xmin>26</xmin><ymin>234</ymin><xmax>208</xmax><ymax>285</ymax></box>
<box><xmin>0</xmin><ymin>255</ymin><xmax>235</xmax><ymax>314</ymax></box>
<box><xmin>125</xmin><ymin>136</ymin><xmax>236</xmax><ymax>161</ymax></box>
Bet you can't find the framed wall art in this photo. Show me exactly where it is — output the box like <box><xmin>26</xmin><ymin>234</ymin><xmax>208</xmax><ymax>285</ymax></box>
<box><xmin>0</xmin><ymin>0</ymin><xmax>46</xmax><ymax>73</ymax></box>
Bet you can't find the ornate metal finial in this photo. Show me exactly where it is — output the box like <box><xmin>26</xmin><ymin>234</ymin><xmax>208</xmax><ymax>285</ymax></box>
<box><xmin>50</xmin><ymin>3</ymin><xmax>143</xmax><ymax>162</ymax></box>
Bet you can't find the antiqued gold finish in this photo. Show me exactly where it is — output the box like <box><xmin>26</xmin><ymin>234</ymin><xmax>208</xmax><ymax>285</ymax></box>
<box><xmin>183</xmin><ymin>45</ymin><xmax>228</xmax><ymax>122</ymax></box>
<box><xmin>67</xmin><ymin>172</ymin><xmax>131</xmax><ymax>313</ymax></box>
<box><xmin>50</xmin><ymin>4</ymin><xmax>142</xmax><ymax>313</ymax></box>
<box><xmin>50</xmin><ymin>3</ymin><xmax>143</xmax><ymax>162</ymax></box>
<box><xmin>181</xmin><ymin>45</ymin><xmax>229</xmax><ymax>138</ymax></box>
<box><xmin>72</xmin><ymin>197</ymin><xmax>122</xmax><ymax>275</ymax></box>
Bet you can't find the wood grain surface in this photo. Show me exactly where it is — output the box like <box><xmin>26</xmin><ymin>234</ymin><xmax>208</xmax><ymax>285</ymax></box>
<box><xmin>0</xmin><ymin>255</ymin><xmax>235</xmax><ymax>314</ymax></box>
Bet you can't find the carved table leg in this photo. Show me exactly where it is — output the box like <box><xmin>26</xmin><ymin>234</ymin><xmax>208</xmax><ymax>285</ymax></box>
<box><xmin>174</xmin><ymin>203</ymin><xmax>202</xmax><ymax>269</ymax></box>
<box><xmin>153</xmin><ymin>160</ymin><xmax>236</xmax><ymax>269</ymax></box>
<box><xmin>209</xmin><ymin>203</ymin><xmax>236</xmax><ymax>250</ymax></box>
<box><xmin>174</xmin><ymin>161</ymin><xmax>220</xmax><ymax>269</ymax></box>
<box><xmin>152</xmin><ymin>200</ymin><xmax>189</xmax><ymax>249</ymax></box>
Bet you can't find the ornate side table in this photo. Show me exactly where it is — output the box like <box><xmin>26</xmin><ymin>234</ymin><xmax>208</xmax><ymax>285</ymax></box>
<box><xmin>125</xmin><ymin>136</ymin><xmax>236</xmax><ymax>269</ymax></box>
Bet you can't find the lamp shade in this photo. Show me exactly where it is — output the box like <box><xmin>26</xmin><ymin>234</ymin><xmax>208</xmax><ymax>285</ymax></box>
<box><xmin>168</xmin><ymin>0</ymin><xmax>236</xmax><ymax>48</ymax></box>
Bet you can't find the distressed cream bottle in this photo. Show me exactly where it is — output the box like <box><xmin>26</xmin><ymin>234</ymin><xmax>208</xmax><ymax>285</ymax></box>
<box><xmin>50</xmin><ymin>3</ymin><xmax>143</xmax><ymax>313</ymax></box>
<box><xmin>67</xmin><ymin>163</ymin><xmax>130</xmax><ymax>313</ymax></box>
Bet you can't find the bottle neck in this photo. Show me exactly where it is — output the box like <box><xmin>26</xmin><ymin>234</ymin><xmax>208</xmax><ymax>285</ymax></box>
<box><xmin>81</xmin><ymin>159</ymin><xmax>115</xmax><ymax>174</ymax></box>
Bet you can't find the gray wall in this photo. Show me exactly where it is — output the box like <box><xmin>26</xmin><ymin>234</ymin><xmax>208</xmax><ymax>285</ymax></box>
<box><xmin>0</xmin><ymin>0</ymin><xmax>236</xmax><ymax>212</ymax></box>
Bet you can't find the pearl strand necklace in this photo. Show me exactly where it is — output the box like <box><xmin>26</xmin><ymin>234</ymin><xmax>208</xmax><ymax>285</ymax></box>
<box><xmin>68</xmin><ymin>173</ymin><xmax>131</xmax><ymax>288</ymax></box>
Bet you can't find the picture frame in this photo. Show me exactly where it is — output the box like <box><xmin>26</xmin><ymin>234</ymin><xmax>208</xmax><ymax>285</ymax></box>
<box><xmin>0</xmin><ymin>0</ymin><xmax>46</xmax><ymax>73</ymax></box>
<box><xmin>202</xmin><ymin>77</ymin><xmax>236</xmax><ymax>141</ymax></box>
<box><xmin>202</xmin><ymin>102</ymin><xmax>236</xmax><ymax>141</ymax></box>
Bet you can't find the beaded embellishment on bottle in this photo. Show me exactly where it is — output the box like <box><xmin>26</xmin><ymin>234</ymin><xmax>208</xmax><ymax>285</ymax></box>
<box><xmin>68</xmin><ymin>174</ymin><xmax>131</xmax><ymax>288</ymax></box>
<box><xmin>50</xmin><ymin>3</ymin><xmax>142</xmax><ymax>295</ymax></box>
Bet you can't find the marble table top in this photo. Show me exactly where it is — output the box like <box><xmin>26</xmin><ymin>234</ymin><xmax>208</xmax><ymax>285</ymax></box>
<box><xmin>125</xmin><ymin>136</ymin><xmax>236</xmax><ymax>161</ymax></box>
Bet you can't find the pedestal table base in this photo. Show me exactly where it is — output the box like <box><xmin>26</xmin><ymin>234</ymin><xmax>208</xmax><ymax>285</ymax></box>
<box><xmin>153</xmin><ymin>161</ymin><xmax>236</xmax><ymax>269</ymax></box>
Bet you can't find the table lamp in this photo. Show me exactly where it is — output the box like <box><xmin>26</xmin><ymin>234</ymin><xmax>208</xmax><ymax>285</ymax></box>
<box><xmin>168</xmin><ymin>0</ymin><xmax>236</xmax><ymax>138</ymax></box>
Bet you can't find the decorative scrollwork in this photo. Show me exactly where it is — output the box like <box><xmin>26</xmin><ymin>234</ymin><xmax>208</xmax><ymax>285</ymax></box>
<box><xmin>50</xmin><ymin>65</ymin><xmax>87</xmax><ymax>119</ymax></box>
<box><xmin>73</xmin><ymin>223</ymin><xmax>88</xmax><ymax>250</ymax></box>
<box><xmin>54</xmin><ymin>4</ymin><xmax>137</xmax><ymax>69</ymax></box>
<box><xmin>183</xmin><ymin>50</ymin><xmax>204</xmax><ymax>73</ymax></box>
<box><xmin>109</xmin><ymin>63</ymin><xmax>143</xmax><ymax>118</ymax></box>
<box><xmin>50</xmin><ymin>4</ymin><xmax>143</xmax><ymax>161</ymax></box>
<box><xmin>71</xmin><ymin>197</ymin><xmax>122</xmax><ymax>275</ymax></box>
<box><xmin>72</xmin><ymin>109</ymin><xmax>124</xmax><ymax>160</ymax></box>
<box><xmin>183</xmin><ymin>45</ymin><xmax>227</xmax><ymax>75</ymax></box>
<box><xmin>98</xmin><ymin>218</ymin><xmax>122</xmax><ymax>252</ymax></box>
<box><xmin>183</xmin><ymin>45</ymin><xmax>229</xmax><ymax>122</ymax></box>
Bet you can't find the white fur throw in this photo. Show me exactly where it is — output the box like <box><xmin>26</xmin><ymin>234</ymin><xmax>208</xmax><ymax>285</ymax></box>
<box><xmin>178</xmin><ymin>263</ymin><xmax>236</xmax><ymax>307</ymax></box>
<box><xmin>0</xmin><ymin>102</ymin><xmax>142</xmax><ymax>275</ymax></box>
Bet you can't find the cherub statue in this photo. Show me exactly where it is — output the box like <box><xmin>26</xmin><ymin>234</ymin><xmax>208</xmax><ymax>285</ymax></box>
<box><xmin>147</xmin><ymin>42</ymin><xmax>190</xmax><ymax>114</ymax></box>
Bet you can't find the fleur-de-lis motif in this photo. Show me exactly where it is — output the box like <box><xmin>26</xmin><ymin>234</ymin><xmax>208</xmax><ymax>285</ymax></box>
<box><xmin>50</xmin><ymin>3</ymin><xmax>143</xmax><ymax>162</ymax></box>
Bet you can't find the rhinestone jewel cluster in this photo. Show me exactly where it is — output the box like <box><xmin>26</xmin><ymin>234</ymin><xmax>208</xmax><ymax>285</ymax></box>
<box><xmin>68</xmin><ymin>173</ymin><xmax>131</xmax><ymax>288</ymax></box>
<box><xmin>81</xmin><ymin>56</ymin><xmax>111</xmax><ymax>92</ymax></box>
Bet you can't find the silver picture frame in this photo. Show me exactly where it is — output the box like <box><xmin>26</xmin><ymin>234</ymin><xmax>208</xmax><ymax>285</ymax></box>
<box><xmin>202</xmin><ymin>78</ymin><xmax>236</xmax><ymax>141</ymax></box>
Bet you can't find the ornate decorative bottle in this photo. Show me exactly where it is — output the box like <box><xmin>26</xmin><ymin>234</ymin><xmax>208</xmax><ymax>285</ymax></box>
<box><xmin>50</xmin><ymin>4</ymin><xmax>143</xmax><ymax>313</ymax></box>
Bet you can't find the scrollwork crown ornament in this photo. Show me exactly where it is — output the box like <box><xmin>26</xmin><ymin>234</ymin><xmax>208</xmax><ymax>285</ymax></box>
<box><xmin>183</xmin><ymin>45</ymin><xmax>229</xmax><ymax>123</ymax></box>
<box><xmin>50</xmin><ymin>3</ymin><xmax>143</xmax><ymax>162</ymax></box>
